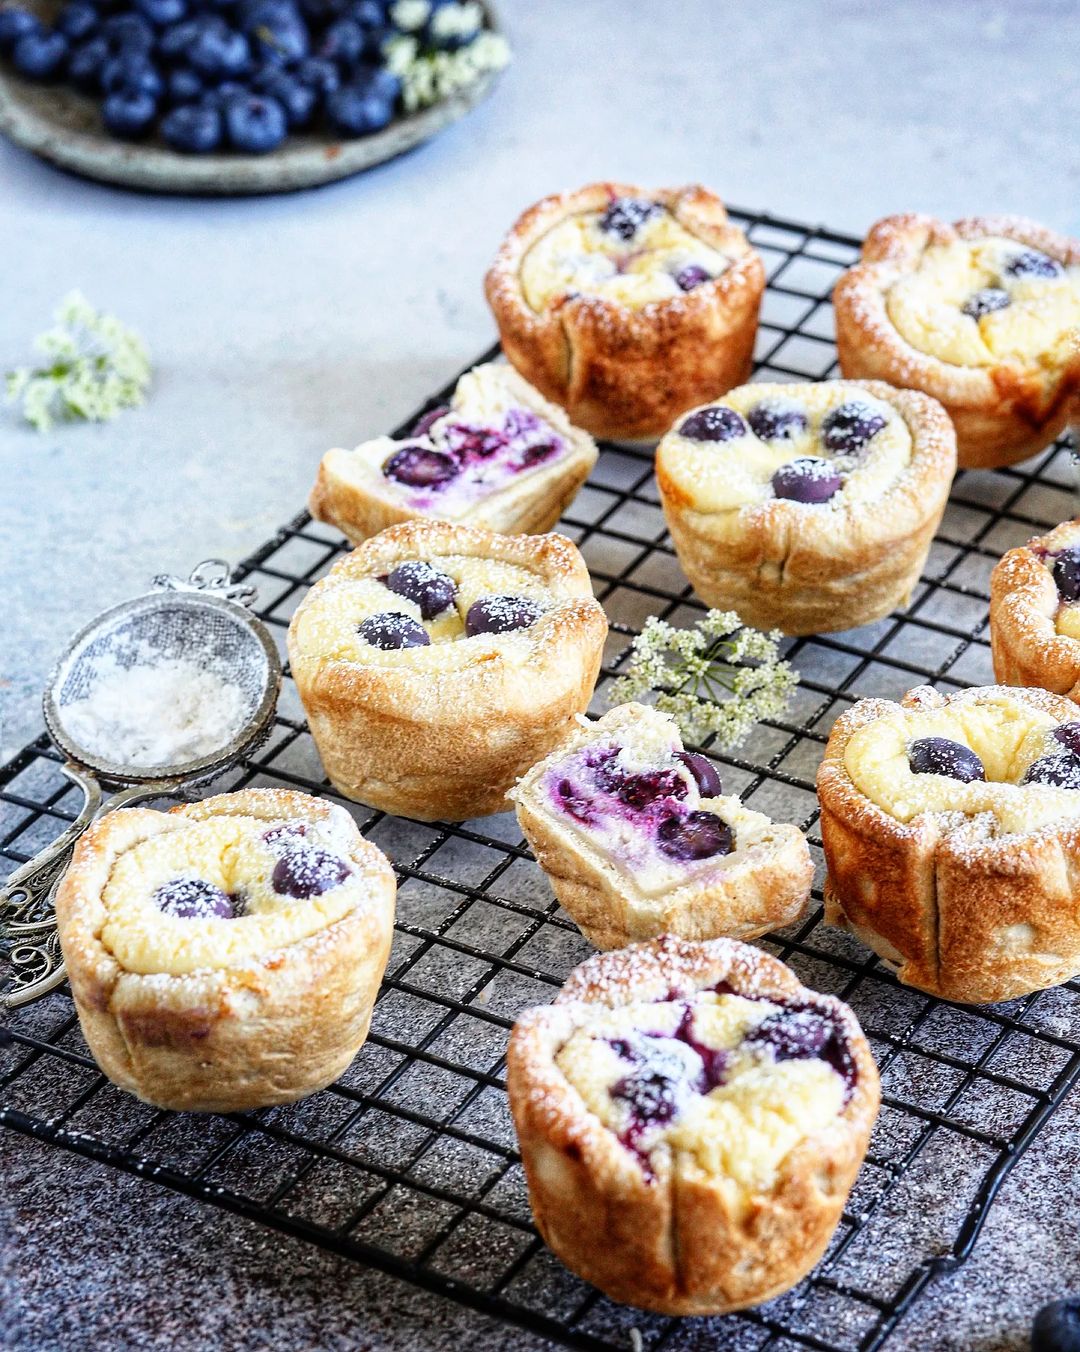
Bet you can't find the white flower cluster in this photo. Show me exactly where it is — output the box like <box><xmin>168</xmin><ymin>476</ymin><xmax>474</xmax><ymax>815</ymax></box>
<box><xmin>6</xmin><ymin>292</ymin><xmax>151</xmax><ymax>433</ymax></box>
<box><xmin>384</xmin><ymin>13</ymin><xmax>510</xmax><ymax>113</ymax></box>
<box><xmin>607</xmin><ymin>610</ymin><xmax>798</xmax><ymax>748</ymax></box>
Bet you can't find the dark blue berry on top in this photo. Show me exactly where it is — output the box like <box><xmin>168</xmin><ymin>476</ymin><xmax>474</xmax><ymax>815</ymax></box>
<box><xmin>1052</xmin><ymin>547</ymin><xmax>1080</xmax><ymax>603</ymax></box>
<box><xmin>253</xmin><ymin>66</ymin><xmax>315</xmax><ymax>126</ymax></box>
<box><xmin>224</xmin><ymin>91</ymin><xmax>286</xmax><ymax>150</ymax></box>
<box><xmin>821</xmin><ymin>401</ymin><xmax>887</xmax><ymax>456</ymax></box>
<box><xmin>102</xmin><ymin>87</ymin><xmax>157</xmax><ymax>135</ymax></box>
<box><xmin>907</xmin><ymin>736</ymin><xmax>985</xmax><ymax>783</ymax></box>
<box><xmin>327</xmin><ymin>75</ymin><xmax>393</xmax><ymax>135</ymax></box>
<box><xmin>961</xmin><ymin>287</ymin><xmax>1010</xmax><ymax>320</ymax></box>
<box><xmin>1005</xmin><ymin>249</ymin><xmax>1064</xmax><ymax>280</ymax></box>
<box><xmin>160</xmin><ymin>101</ymin><xmax>222</xmax><ymax>151</ymax></box>
<box><xmin>599</xmin><ymin>196</ymin><xmax>660</xmax><ymax>241</ymax></box>
<box><xmin>678</xmin><ymin>405</ymin><xmax>747</xmax><ymax>442</ymax></box>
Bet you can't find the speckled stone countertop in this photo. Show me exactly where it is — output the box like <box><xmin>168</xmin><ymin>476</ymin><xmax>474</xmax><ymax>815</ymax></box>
<box><xmin>4</xmin><ymin>2</ymin><xmax>1080</xmax><ymax>1348</ymax></box>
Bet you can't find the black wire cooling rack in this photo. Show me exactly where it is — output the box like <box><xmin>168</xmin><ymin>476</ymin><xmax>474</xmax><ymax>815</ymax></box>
<box><xmin>4</xmin><ymin>208</ymin><xmax>1080</xmax><ymax>1352</ymax></box>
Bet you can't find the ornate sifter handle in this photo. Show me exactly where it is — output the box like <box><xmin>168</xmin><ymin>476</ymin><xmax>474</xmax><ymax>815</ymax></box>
<box><xmin>151</xmin><ymin>557</ymin><xmax>258</xmax><ymax>608</ymax></box>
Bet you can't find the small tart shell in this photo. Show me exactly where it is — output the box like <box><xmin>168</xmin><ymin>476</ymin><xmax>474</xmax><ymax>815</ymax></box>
<box><xmin>818</xmin><ymin>684</ymin><xmax>1080</xmax><ymax>1004</ymax></box>
<box><xmin>656</xmin><ymin>379</ymin><xmax>956</xmax><ymax>635</ymax></box>
<box><xmin>485</xmin><ymin>182</ymin><xmax>766</xmax><ymax>441</ymax></box>
<box><xmin>507</xmin><ymin>935</ymin><xmax>880</xmax><ymax>1316</ymax></box>
<box><xmin>287</xmin><ymin>519</ymin><xmax>608</xmax><ymax>821</ymax></box>
<box><xmin>834</xmin><ymin>213</ymin><xmax>1080</xmax><ymax>469</ymax></box>
<box><xmin>990</xmin><ymin>518</ymin><xmax>1080</xmax><ymax>699</ymax></box>
<box><xmin>54</xmin><ymin>788</ymin><xmax>396</xmax><ymax>1113</ymax></box>
<box><xmin>309</xmin><ymin>364</ymin><xmax>599</xmax><ymax>544</ymax></box>
<box><xmin>511</xmin><ymin>703</ymin><xmax>812</xmax><ymax>949</ymax></box>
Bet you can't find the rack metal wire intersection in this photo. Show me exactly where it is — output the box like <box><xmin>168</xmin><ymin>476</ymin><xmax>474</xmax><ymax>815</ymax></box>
<box><xmin>4</xmin><ymin>208</ymin><xmax>1080</xmax><ymax>1352</ymax></box>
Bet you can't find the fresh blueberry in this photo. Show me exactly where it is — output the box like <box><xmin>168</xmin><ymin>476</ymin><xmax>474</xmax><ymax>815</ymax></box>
<box><xmin>160</xmin><ymin>101</ymin><xmax>223</xmax><ymax>151</ymax></box>
<box><xmin>771</xmin><ymin>457</ymin><xmax>843</xmax><ymax>504</ymax></box>
<box><xmin>67</xmin><ymin>34</ymin><xmax>109</xmax><ymax>88</ymax></box>
<box><xmin>385</xmin><ymin>560</ymin><xmax>456</xmax><ymax>620</ymax></box>
<box><xmin>656</xmin><ymin>810</ymin><xmax>734</xmax><ymax>862</ymax></box>
<box><xmin>348</xmin><ymin>0</ymin><xmax>383</xmax><ymax>24</ymax></box>
<box><xmin>165</xmin><ymin>63</ymin><xmax>202</xmax><ymax>102</ymax></box>
<box><xmin>157</xmin><ymin>16</ymin><xmax>200</xmax><ymax>59</ymax></box>
<box><xmin>154</xmin><ymin>877</ymin><xmax>236</xmax><ymax>919</ymax></box>
<box><xmin>245</xmin><ymin>0</ymin><xmax>308</xmax><ymax>63</ymax></box>
<box><xmin>674</xmin><ymin>264</ymin><xmax>710</xmax><ymax>292</ymax></box>
<box><xmin>294</xmin><ymin>53</ymin><xmax>339</xmax><ymax>97</ymax></box>
<box><xmin>357</xmin><ymin>611</ymin><xmax>430</xmax><ymax>650</ymax></box>
<box><xmin>186</xmin><ymin>20</ymin><xmax>248</xmax><ymax>78</ymax></box>
<box><xmin>327</xmin><ymin>79</ymin><xmax>393</xmax><ymax>135</ymax></box>
<box><xmin>316</xmin><ymin>13</ymin><xmax>362</xmax><ymax>61</ymax></box>
<box><xmin>271</xmin><ymin>846</ymin><xmax>351</xmax><ymax>899</ymax></box>
<box><xmin>102</xmin><ymin>87</ymin><xmax>158</xmax><ymax>135</ymax></box>
<box><xmin>56</xmin><ymin>3</ymin><xmax>98</xmax><ymax>42</ymax></box>
<box><xmin>252</xmin><ymin>67</ymin><xmax>314</xmax><ymax>126</ymax></box>
<box><xmin>1052</xmin><ymin>547</ymin><xmax>1080</xmax><ymax>602</ymax></box>
<box><xmin>224</xmin><ymin>92</ymin><xmax>287</xmax><ymax>151</ymax></box>
<box><xmin>134</xmin><ymin>0</ymin><xmax>186</xmax><ymax>23</ymax></box>
<box><xmin>0</xmin><ymin>7</ymin><xmax>40</xmax><ymax>52</ymax></box>
<box><xmin>100</xmin><ymin>11</ymin><xmax>154</xmax><ymax>50</ymax></box>
<box><xmin>464</xmin><ymin>595</ymin><xmax>543</xmax><ymax>637</ymax></box>
<box><xmin>1053</xmin><ymin>723</ymin><xmax>1080</xmax><ymax>756</ymax></box>
<box><xmin>1023</xmin><ymin>755</ymin><xmax>1080</xmax><ymax>789</ymax></box>
<box><xmin>907</xmin><ymin>736</ymin><xmax>985</xmax><ymax>782</ymax></box>
<box><xmin>411</xmin><ymin>404</ymin><xmax>449</xmax><ymax>437</ymax></box>
<box><xmin>598</xmin><ymin>196</ymin><xmax>660</xmax><ymax>241</ymax></box>
<box><xmin>676</xmin><ymin>750</ymin><xmax>722</xmax><ymax>797</ymax></box>
<box><xmin>1032</xmin><ymin>1296</ymin><xmax>1080</xmax><ymax>1352</ymax></box>
<box><xmin>349</xmin><ymin>60</ymin><xmax>399</xmax><ymax>102</ymax></box>
<box><xmin>101</xmin><ymin>50</ymin><xmax>163</xmax><ymax>98</ymax></box>
<box><xmin>961</xmin><ymin>287</ymin><xmax>1011</xmax><ymax>319</ymax></box>
<box><xmin>748</xmin><ymin>400</ymin><xmax>808</xmax><ymax>443</ymax></box>
<box><xmin>1005</xmin><ymin>249</ymin><xmax>1064</xmax><ymax>280</ymax></box>
<box><xmin>201</xmin><ymin>76</ymin><xmax>247</xmax><ymax>110</ymax></box>
<box><xmin>821</xmin><ymin>401</ymin><xmax>887</xmax><ymax>456</ymax></box>
<box><xmin>677</xmin><ymin>405</ymin><xmax>747</xmax><ymax>442</ymax></box>
<box><xmin>383</xmin><ymin>444</ymin><xmax>458</xmax><ymax>488</ymax></box>
<box><xmin>13</xmin><ymin>29</ymin><xmax>69</xmax><ymax>79</ymax></box>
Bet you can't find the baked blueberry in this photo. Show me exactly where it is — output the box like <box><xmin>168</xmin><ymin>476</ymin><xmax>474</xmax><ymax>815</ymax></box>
<box><xmin>0</xmin><ymin>7</ymin><xmax>40</xmax><ymax>52</ymax></box>
<box><xmin>821</xmin><ymin>401</ymin><xmax>887</xmax><ymax>456</ymax></box>
<box><xmin>102</xmin><ymin>88</ymin><xmax>158</xmax><ymax>136</ymax></box>
<box><xmin>357</xmin><ymin>612</ymin><xmax>430</xmax><ymax>650</ymax></box>
<box><xmin>678</xmin><ymin>406</ymin><xmax>748</xmax><ymax>442</ymax></box>
<box><xmin>674</xmin><ymin>264</ymin><xmax>710</xmax><ymax>292</ymax></box>
<box><xmin>598</xmin><ymin>196</ymin><xmax>660</xmax><ymax>241</ymax></box>
<box><xmin>907</xmin><ymin>736</ymin><xmax>985</xmax><ymax>782</ymax></box>
<box><xmin>600</xmin><ymin>766</ymin><xmax>687</xmax><ymax>810</ymax></box>
<box><xmin>224</xmin><ymin>92</ymin><xmax>287</xmax><ymax>151</ymax></box>
<box><xmin>748</xmin><ymin>400</ymin><xmax>808</xmax><ymax>443</ymax></box>
<box><xmin>154</xmin><ymin>877</ymin><xmax>237</xmax><ymax>919</ymax></box>
<box><xmin>56</xmin><ymin>3</ymin><xmax>98</xmax><ymax>43</ymax></box>
<box><xmin>464</xmin><ymin>595</ymin><xmax>543</xmax><ymax>636</ymax></box>
<box><xmin>771</xmin><ymin>457</ymin><xmax>842</xmax><ymax>504</ymax></box>
<box><xmin>1052</xmin><ymin>547</ymin><xmax>1080</xmax><ymax>602</ymax></box>
<box><xmin>271</xmin><ymin>846</ymin><xmax>351</xmax><ymax>899</ymax></box>
<box><xmin>411</xmin><ymin>404</ymin><xmax>449</xmax><ymax>437</ymax></box>
<box><xmin>262</xmin><ymin>821</ymin><xmax>309</xmax><ymax>851</ymax></box>
<box><xmin>1032</xmin><ymin>1296</ymin><xmax>1080</xmax><ymax>1352</ymax></box>
<box><xmin>1022</xmin><ymin>755</ymin><xmax>1080</xmax><ymax>789</ymax></box>
<box><xmin>13</xmin><ymin>29</ymin><xmax>68</xmax><ymax>79</ymax></box>
<box><xmin>675</xmin><ymin>750</ymin><xmax>722</xmax><ymax>797</ymax></box>
<box><xmin>1005</xmin><ymin>249</ymin><xmax>1064</xmax><ymax>280</ymax></box>
<box><xmin>961</xmin><ymin>287</ymin><xmax>1011</xmax><ymax>319</ymax></box>
<box><xmin>1053</xmin><ymin>723</ymin><xmax>1080</xmax><ymax>756</ymax></box>
<box><xmin>383</xmin><ymin>444</ymin><xmax>459</xmax><ymax>488</ymax></box>
<box><xmin>160</xmin><ymin>103</ymin><xmax>222</xmax><ymax>151</ymax></box>
<box><xmin>385</xmin><ymin>560</ymin><xmax>456</xmax><ymax>619</ymax></box>
<box><xmin>656</xmin><ymin>810</ymin><xmax>734</xmax><ymax>861</ymax></box>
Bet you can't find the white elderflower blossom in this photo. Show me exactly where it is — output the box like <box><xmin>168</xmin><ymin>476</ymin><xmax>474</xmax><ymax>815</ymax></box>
<box><xmin>389</xmin><ymin>0</ymin><xmax>431</xmax><ymax>32</ymax></box>
<box><xmin>6</xmin><ymin>292</ymin><xmax>150</xmax><ymax>433</ymax></box>
<box><xmin>607</xmin><ymin>610</ymin><xmax>797</xmax><ymax>747</ymax></box>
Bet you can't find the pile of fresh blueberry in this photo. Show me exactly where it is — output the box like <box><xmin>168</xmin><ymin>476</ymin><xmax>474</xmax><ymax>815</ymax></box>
<box><xmin>0</xmin><ymin>0</ymin><xmax>474</xmax><ymax>152</ymax></box>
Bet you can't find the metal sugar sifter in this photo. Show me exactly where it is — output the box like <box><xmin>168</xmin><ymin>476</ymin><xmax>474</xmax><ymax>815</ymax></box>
<box><xmin>1</xmin><ymin>560</ymin><xmax>283</xmax><ymax>1010</ymax></box>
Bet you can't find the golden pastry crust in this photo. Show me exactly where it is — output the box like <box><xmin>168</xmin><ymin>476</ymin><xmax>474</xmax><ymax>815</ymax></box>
<box><xmin>507</xmin><ymin>936</ymin><xmax>880</xmax><ymax>1315</ymax></box>
<box><xmin>309</xmin><ymin>363</ymin><xmax>598</xmax><ymax>544</ymax></box>
<box><xmin>818</xmin><ymin>684</ymin><xmax>1080</xmax><ymax>1003</ymax></box>
<box><xmin>54</xmin><ymin>787</ymin><xmax>396</xmax><ymax>1112</ymax></box>
<box><xmin>511</xmin><ymin>703</ymin><xmax>812</xmax><ymax>948</ymax></box>
<box><xmin>834</xmin><ymin>212</ymin><xmax>1080</xmax><ymax>469</ymax></box>
<box><xmin>484</xmin><ymin>182</ymin><xmax>766</xmax><ymax>441</ymax></box>
<box><xmin>656</xmin><ymin>379</ymin><xmax>956</xmax><ymax>635</ymax></box>
<box><xmin>990</xmin><ymin>518</ymin><xmax>1080</xmax><ymax>698</ymax></box>
<box><xmin>288</xmin><ymin>519</ymin><xmax>608</xmax><ymax>820</ymax></box>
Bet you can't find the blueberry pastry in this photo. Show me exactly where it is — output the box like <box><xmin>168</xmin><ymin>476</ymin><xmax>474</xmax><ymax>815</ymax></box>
<box><xmin>990</xmin><ymin>519</ymin><xmax>1080</xmax><ymax>699</ymax></box>
<box><xmin>834</xmin><ymin>213</ymin><xmax>1080</xmax><ymax>469</ymax></box>
<box><xmin>485</xmin><ymin>182</ymin><xmax>766</xmax><ymax>441</ymax></box>
<box><xmin>818</xmin><ymin>684</ymin><xmax>1080</xmax><ymax>1003</ymax></box>
<box><xmin>512</xmin><ymin>703</ymin><xmax>811</xmax><ymax>949</ymax></box>
<box><xmin>309</xmin><ymin>362</ymin><xmax>598</xmax><ymax>544</ymax></box>
<box><xmin>54</xmin><ymin>788</ymin><xmax>396</xmax><ymax>1112</ymax></box>
<box><xmin>288</xmin><ymin>519</ymin><xmax>608</xmax><ymax>821</ymax></box>
<box><xmin>507</xmin><ymin>935</ymin><xmax>880</xmax><ymax>1315</ymax></box>
<box><xmin>655</xmin><ymin>378</ymin><xmax>955</xmax><ymax>635</ymax></box>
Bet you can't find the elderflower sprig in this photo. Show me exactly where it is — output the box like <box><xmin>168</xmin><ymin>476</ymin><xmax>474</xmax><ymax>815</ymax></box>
<box><xmin>384</xmin><ymin>5</ymin><xmax>511</xmax><ymax>113</ymax></box>
<box><xmin>6</xmin><ymin>292</ymin><xmax>151</xmax><ymax>433</ymax></box>
<box><xmin>607</xmin><ymin>610</ymin><xmax>798</xmax><ymax>748</ymax></box>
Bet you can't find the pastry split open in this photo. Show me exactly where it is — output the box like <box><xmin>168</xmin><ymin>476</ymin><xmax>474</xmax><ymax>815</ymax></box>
<box><xmin>54</xmin><ymin>788</ymin><xmax>396</xmax><ymax>1112</ymax></box>
<box><xmin>819</xmin><ymin>684</ymin><xmax>1080</xmax><ymax>1004</ymax></box>
<box><xmin>834</xmin><ymin>213</ymin><xmax>1080</xmax><ymax>469</ymax></box>
<box><xmin>512</xmin><ymin>703</ymin><xmax>812</xmax><ymax>949</ymax></box>
<box><xmin>309</xmin><ymin>362</ymin><xmax>598</xmax><ymax>544</ymax></box>
<box><xmin>485</xmin><ymin>182</ymin><xmax>765</xmax><ymax>441</ymax></box>
<box><xmin>990</xmin><ymin>517</ymin><xmax>1080</xmax><ymax>700</ymax></box>
<box><xmin>655</xmin><ymin>377</ymin><xmax>956</xmax><ymax>635</ymax></box>
<box><xmin>288</xmin><ymin>519</ymin><xmax>608</xmax><ymax>821</ymax></box>
<box><xmin>507</xmin><ymin>935</ymin><xmax>880</xmax><ymax>1315</ymax></box>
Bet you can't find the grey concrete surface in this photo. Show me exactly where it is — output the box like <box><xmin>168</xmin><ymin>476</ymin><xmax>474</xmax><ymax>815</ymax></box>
<box><xmin>4</xmin><ymin>1</ymin><xmax>1080</xmax><ymax>1349</ymax></box>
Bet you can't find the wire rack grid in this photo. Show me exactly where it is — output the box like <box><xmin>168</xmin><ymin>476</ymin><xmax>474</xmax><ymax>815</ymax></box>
<box><xmin>4</xmin><ymin>207</ymin><xmax>1080</xmax><ymax>1352</ymax></box>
